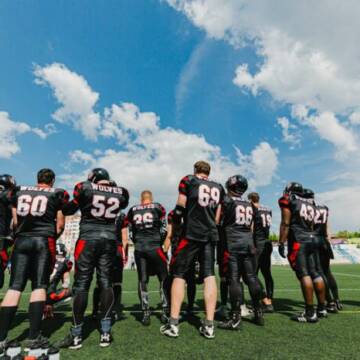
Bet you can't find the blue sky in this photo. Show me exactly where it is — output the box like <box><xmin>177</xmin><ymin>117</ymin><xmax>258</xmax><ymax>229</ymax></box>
<box><xmin>1</xmin><ymin>0</ymin><xmax>359</xmax><ymax>230</ymax></box>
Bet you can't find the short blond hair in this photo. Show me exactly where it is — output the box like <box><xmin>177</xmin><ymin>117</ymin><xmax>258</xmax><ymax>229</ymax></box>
<box><xmin>141</xmin><ymin>190</ymin><xmax>153</xmax><ymax>202</ymax></box>
<box><xmin>194</xmin><ymin>160</ymin><xmax>211</xmax><ymax>176</ymax></box>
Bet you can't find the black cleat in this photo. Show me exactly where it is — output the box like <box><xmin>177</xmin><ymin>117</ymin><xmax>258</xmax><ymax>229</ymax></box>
<box><xmin>218</xmin><ymin>313</ymin><xmax>242</xmax><ymax>330</ymax></box>
<box><xmin>291</xmin><ymin>311</ymin><xmax>318</xmax><ymax>323</ymax></box>
<box><xmin>99</xmin><ymin>332</ymin><xmax>113</xmax><ymax>348</ymax></box>
<box><xmin>160</xmin><ymin>323</ymin><xmax>179</xmax><ymax>338</ymax></box>
<box><xmin>335</xmin><ymin>300</ymin><xmax>343</xmax><ymax>311</ymax></box>
<box><xmin>253</xmin><ymin>308</ymin><xmax>265</xmax><ymax>326</ymax></box>
<box><xmin>326</xmin><ymin>302</ymin><xmax>338</xmax><ymax>313</ymax></box>
<box><xmin>23</xmin><ymin>335</ymin><xmax>50</xmax><ymax>352</ymax></box>
<box><xmin>141</xmin><ymin>311</ymin><xmax>151</xmax><ymax>326</ymax></box>
<box><xmin>263</xmin><ymin>304</ymin><xmax>274</xmax><ymax>313</ymax></box>
<box><xmin>55</xmin><ymin>333</ymin><xmax>82</xmax><ymax>350</ymax></box>
<box><xmin>199</xmin><ymin>321</ymin><xmax>215</xmax><ymax>339</ymax></box>
<box><xmin>317</xmin><ymin>309</ymin><xmax>328</xmax><ymax>319</ymax></box>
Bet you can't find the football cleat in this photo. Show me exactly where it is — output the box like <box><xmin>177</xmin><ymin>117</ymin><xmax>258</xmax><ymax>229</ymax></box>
<box><xmin>317</xmin><ymin>309</ymin><xmax>328</xmax><ymax>319</ymax></box>
<box><xmin>0</xmin><ymin>340</ymin><xmax>7</xmax><ymax>358</ymax></box>
<box><xmin>253</xmin><ymin>308</ymin><xmax>265</xmax><ymax>326</ymax></box>
<box><xmin>199</xmin><ymin>321</ymin><xmax>215</xmax><ymax>339</ymax></box>
<box><xmin>160</xmin><ymin>323</ymin><xmax>179</xmax><ymax>338</ymax></box>
<box><xmin>56</xmin><ymin>333</ymin><xmax>82</xmax><ymax>350</ymax></box>
<box><xmin>23</xmin><ymin>335</ymin><xmax>50</xmax><ymax>352</ymax></box>
<box><xmin>141</xmin><ymin>310</ymin><xmax>151</xmax><ymax>326</ymax></box>
<box><xmin>262</xmin><ymin>303</ymin><xmax>274</xmax><ymax>313</ymax></box>
<box><xmin>160</xmin><ymin>309</ymin><xmax>169</xmax><ymax>324</ymax></box>
<box><xmin>99</xmin><ymin>332</ymin><xmax>113</xmax><ymax>348</ymax></box>
<box><xmin>241</xmin><ymin>304</ymin><xmax>253</xmax><ymax>318</ymax></box>
<box><xmin>326</xmin><ymin>303</ymin><xmax>338</xmax><ymax>314</ymax></box>
<box><xmin>218</xmin><ymin>313</ymin><xmax>241</xmax><ymax>331</ymax></box>
<box><xmin>335</xmin><ymin>300</ymin><xmax>343</xmax><ymax>311</ymax></box>
<box><xmin>291</xmin><ymin>311</ymin><xmax>318</xmax><ymax>323</ymax></box>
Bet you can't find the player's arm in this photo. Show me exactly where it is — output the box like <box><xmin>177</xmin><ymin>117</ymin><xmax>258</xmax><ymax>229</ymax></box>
<box><xmin>62</xmin><ymin>271</ymin><xmax>71</xmax><ymax>289</ymax></box>
<box><xmin>11</xmin><ymin>207</ymin><xmax>18</xmax><ymax>231</ymax></box>
<box><xmin>56</xmin><ymin>211</ymin><xmax>66</xmax><ymax>238</ymax></box>
<box><xmin>278</xmin><ymin>207</ymin><xmax>291</xmax><ymax>258</ymax></box>
<box><xmin>163</xmin><ymin>223</ymin><xmax>172</xmax><ymax>253</ymax></box>
<box><xmin>173</xmin><ymin>176</ymin><xmax>189</xmax><ymax>223</ymax></box>
<box><xmin>62</xmin><ymin>184</ymin><xmax>81</xmax><ymax>216</ymax></box>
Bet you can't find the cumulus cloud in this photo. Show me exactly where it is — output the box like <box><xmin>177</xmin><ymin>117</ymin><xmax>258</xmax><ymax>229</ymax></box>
<box><xmin>0</xmin><ymin>112</ymin><xmax>55</xmax><ymax>159</ymax></box>
<box><xmin>165</xmin><ymin>0</ymin><xmax>360</xmax><ymax>158</ymax></box>
<box><xmin>277</xmin><ymin>116</ymin><xmax>300</xmax><ymax>148</ymax></box>
<box><xmin>34</xmin><ymin>63</ymin><xmax>101</xmax><ymax>140</ymax></box>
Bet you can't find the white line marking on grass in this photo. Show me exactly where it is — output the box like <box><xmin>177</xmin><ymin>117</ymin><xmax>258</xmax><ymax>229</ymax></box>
<box><xmin>333</xmin><ymin>272</ymin><xmax>360</xmax><ymax>278</ymax></box>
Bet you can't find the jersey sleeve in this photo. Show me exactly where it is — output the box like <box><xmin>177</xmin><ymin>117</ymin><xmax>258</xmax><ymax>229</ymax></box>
<box><xmin>167</xmin><ymin>211</ymin><xmax>174</xmax><ymax>225</ymax></box>
<box><xmin>56</xmin><ymin>189</ymin><xmax>70</xmax><ymax>210</ymax></box>
<box><xmin>8</xmin><ymin>186</ymin><xmax>20</xmax><ymax>207</ymax></box>
<box><xmin>158</xmin><ymin>204</ymin><xmax>166</xmax><ymax>220</ymax></box>
<box><xmin>278</xmin><ymin>195</ymin><xmax>290</xmax><ymax>209</ymax></box>
<box><xmin>178</xmin><ymin>176</ymin><xmax>191</xmax><ymax>196</ymax></box>
<box><xmin>126</xmin><ymin>207</ymin><xmax>134</xmax><ymax>225</ymax></box>
<box><xmin>62</xmin><ymin>183</ymin><xmax>82</xmax><ymax>216</ymax></box>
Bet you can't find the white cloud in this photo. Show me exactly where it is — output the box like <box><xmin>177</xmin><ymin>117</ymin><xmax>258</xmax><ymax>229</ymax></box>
<box><xmin>0</xmin><ymin>112</ymin><xmax>55</xmax><ymax>159</ymax></box>
<box><xmin>291</xmin><ymin>106</ymin><xmax>357</xmax><ymax>158</ymax></box>
<box><xmin>0</xmin><ymin>111</ymin><xmax>31</xmax><ymax>159</ymax></box>
<box><xmin>175</xmin><ymin>40</ymin><xmax>210</xmax><ymax>119</ymax></box>
<box><xmin>165</xmin><ymin>0</ymin><xmax>360</xmax><ymax>158</ymax></box>
<box><xmin>349</xmin><ymin>112</ymin><xmax>360</xmax><ymax>126</ymax></box>
<box><xmin>318</xmin><ymin>186</ymin><xmax>360</xmax><ymax>232</ymax></box>
<box><xmin>34</xmin><ymin>63</ymin><xmax>101</xmax><ymax>140</ymax></box>
<box><xmin>277</xmin><ymin>116</ymin><xmax>300</xmax><ymax>148</ymax></box>
<box><xmin>32</xmin><ymin>123</ymin><xmax>57</xmax><ymax>139</ymax></box>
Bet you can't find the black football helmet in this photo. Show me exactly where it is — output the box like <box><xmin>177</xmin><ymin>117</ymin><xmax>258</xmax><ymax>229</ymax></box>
<box><xmin>0</xmin><ymin>174</ymin><xmax>16</xmax><ymax>191</ymax></box>
<box><xmin>87</xmin><ymin>168</ymin><xmax>110</xmax><ymax>183</ymax></box>
<box><xmin>226</xmin><ymin>175</ymin><xmax>248</xmax><ymax>196</ymax></box>
<box><xmin>108</xmin><ymin>179</ymin><xmax>117</xmax><ymax>187</ymax></box>
<box><xmin>303</xmin><ymin>188</ymin><xmax>315</xmax><ymax>199</ymax></box>
<box><xmin>56</xmin><ymin>243</ymin><xmax>67</xmax><ymax>257</ymax></box>
<box><xmin>284</xmin><ymin>182</ymin><xmax>303</xmax><ymax>195</ymax></box>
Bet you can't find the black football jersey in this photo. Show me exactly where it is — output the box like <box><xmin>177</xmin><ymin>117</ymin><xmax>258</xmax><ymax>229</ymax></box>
<box><xmin>313</xmin><ymin>203</ymin><xmax>329</xmax><ymax>237</ymax></box>
<box><xmin>179</xmin><ymin>175</ymin><xmax>224</xmax><ymax>242</ymax></box>
<box><xmin>222</xmin><ymin>195</ymin><xmax>254</xmax><ymax>253</ymax></box>
<box><xmin>279</xmin><ymin>194</ymin><xmax>316</xmax><ymax>242</ymax></box>
<box><xmin>253</xmin><ymin>205</ymin><xmax>272</xmax><ymax>245</ymax></box>
<box><xmin>127</xmin><ymin>202</ymin><xmax>166</xmax><ymax>251</ymax></box>
<box><xmin>11</xmin><ymin>186</ymin><xmax>69</xmax><ymax>238</ymax></box>
<box><xmin>63</xmin><ymin>181</ymin><xmax>129</xmax><ymax>241</ymax></box>
<box><xmin>115</xmin><ymin>212</ymin><xmax>127</xmax><ymax>245</ymax></box>
<box><xmin>0</xmin><ymin>190</ymin><xmax>12</xmax><ymax>238</ymax></box>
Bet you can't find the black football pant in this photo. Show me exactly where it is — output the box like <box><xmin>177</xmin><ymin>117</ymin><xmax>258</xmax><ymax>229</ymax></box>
<box><xmin>228</xmin><ymin>252</ymin><xmax>262</xmax><ymax>313</ymax></box>
<box><xmin>134</xmin><ymin>248</ymin><xmax>169</xmax><ymax>312</ymax></box>
<box><xmin>72</xmin><ymin>238</ymin><xmax>116</xmax><ymax>329</ymax></box>
<box><xmin>256</xmin><ymin>242</ymin><xmax>274</xmax><ymax>299</ymax></box>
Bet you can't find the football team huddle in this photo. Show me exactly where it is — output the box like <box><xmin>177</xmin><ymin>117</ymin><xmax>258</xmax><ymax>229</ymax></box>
<box><xmin>0</xmin><ymin>160</ymin><xmax>342</xmax><ymax>355</ymax></box>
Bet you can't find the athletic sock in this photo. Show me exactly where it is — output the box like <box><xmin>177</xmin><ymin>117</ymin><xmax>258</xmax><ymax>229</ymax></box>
<box><xmin>220</xmin><ymin>280</ymin><xmax>228</xmax><ymax>306</ymax></box>
<box><xmin>169</xmin><ymin>317</ymin><xmax>179</xmax><ymax>325</ymax></box>
<box><xmin>0</xmin><ymin>306</ymin><xmax>17</xmax><ymax>341</ymax></box>
<box><xmin>204</xmin><ymin>319</ymin><xmax>214</xmax><ymax>327</ymax></box>
<box><xmin>28</xmin><ymin>301</ymin><xmax>45</xmax><ymax>339</ymax></box>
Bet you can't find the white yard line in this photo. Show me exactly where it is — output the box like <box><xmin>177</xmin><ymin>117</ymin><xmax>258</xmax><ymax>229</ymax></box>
<box><xmin>333</xmin><ymin>272</ymin><xmax>360</xmax><ymax>278</ymax></box>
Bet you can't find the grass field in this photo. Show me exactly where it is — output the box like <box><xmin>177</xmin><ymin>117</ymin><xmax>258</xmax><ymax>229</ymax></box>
<box><xmin>2</xmin><ymin>264</ymin><xmax>360</xmax><ymax>360</ymax></box>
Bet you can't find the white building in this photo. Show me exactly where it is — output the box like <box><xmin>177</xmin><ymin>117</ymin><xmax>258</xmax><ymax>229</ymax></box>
<box><xmin>58</xmin><ymin>214</ymin><xmax>81</xmax><ymax>255</ymax></box>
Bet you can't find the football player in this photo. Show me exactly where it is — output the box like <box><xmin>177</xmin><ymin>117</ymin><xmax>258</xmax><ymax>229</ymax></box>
<box><xmin>166</xmin><ymin>209</ymin><xmax>196</xmax><ymax>316</ymax></box>
<box><xmin>0</xmin><ymin>169</ymin><xmax>68</xmax><ymax>355</ymax></box>
<box><xmin>0</xmin><ymin>174</ymin><xmax>16</xmax><ymax>290</ymax></box>
<box><xmin>92</xmin><ymin>212</ymin><xmax>128</xmax><ymax>321</ymax></box>
<box><xmin>126</xmin><ymin>190</ymin><xmax>169</xmax><ymax>326</ymax></box>
<box><xmin>44</xmin><ymin>243</ymin><xmax>73</xmax><ymax>318</ymax></box>
<box><xmin>58</xmin><ymin>168</ymin><xmax>129</xmax><ymax>349</ymax></box>
<box><xmin>248</xmin><ymin>192</ymin><xmax>274</xmax><ymax>312</ymax></box>
<box><xmin>303</xmin><ymin>188</ymin><xmax>342</xmax><ymax>312</ymax></box>
<box><xmin>278</xmin><ymin>182</ymin><xmax>327</xmax><ymax>323</ymax></box>
<box><xmin>218</xmin><ymin>175</ymin><xmax>264</xmax><ymax>330</ymax></box>
<box><xmin>161</xmin><ymin>161</ymin><xmax>224</xmax><ymax>339</ymax></box>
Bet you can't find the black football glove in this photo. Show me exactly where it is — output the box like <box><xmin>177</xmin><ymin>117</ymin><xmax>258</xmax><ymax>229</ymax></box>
<box><xmin>278</xmin><ymin>243</ymin><xmax>286</xmax><ymax>258</ymax></box>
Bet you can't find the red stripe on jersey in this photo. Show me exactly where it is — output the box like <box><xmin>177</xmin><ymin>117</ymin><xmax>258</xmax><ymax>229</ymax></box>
<box><xmin>74</xmin><ymin>239</ymin><xmax>86</xmax><ymax>261</ymax></box>
<box><xmin>48</xmin><ymin>237</ymin><xmax>56</xmax><ymax>270</ymax></box>
<box><xmin>278</xmin><ymin>195</ymin><xmax>290</xmax><ymax>209</ymax></box>
<box><xmin>156</xmin><ymin>248</ymin><xmax>168</xmax><ymax>264</ymax></box>
<box><xmin>288</xmin><ymin>242</ymin><xmax>301</xmax><ymax>269</ymax></box>
<box><xmin>170</xmin><ymin>238</ymin><xmax>189</xmax><ymax>266</ymax></box>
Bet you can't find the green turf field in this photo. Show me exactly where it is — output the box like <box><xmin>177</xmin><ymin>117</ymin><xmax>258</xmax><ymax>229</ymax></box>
<box><xmin>2</xmin><ymin>264</ymin><xmax>360</xmax><ymax>360</ymax></box>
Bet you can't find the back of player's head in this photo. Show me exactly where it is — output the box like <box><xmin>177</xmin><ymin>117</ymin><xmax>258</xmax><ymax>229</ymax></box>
<box><xmin>141</xmin><ymin>190</ymin><xmax>153</xmax><ymax>203</ymax></box>
<box><xmin>37</xmin><ymin>168</ymin><xmax>55</xmax><ymax>185</ymax></box>
<box><xmin>226</xmin><ymin>175</ymin><xmax>248</xmax><ymax>196</ymax></box>
<box><xmin>194</xmin><ymin>161</ymin><xmax>211</xmax><ymax>176</ymax></box>
<box><xmin>0</xmin><ymin>174</ymin><xmax>16</xmax><ymax>191</ymax></box>
<box><xmin>303</xmin><ymin>188</ymin><xmax>315</xmax><ymax>199</ymax></box>
<box><xmin>248</xmin><ymin>192</ymin><xmax>260</xmax><ymax>203</ymax></box>
<box><xmin>88</xmin><ymin>168</ymin><xmax>110</xmax><ymax>184</ymax></box>
<box><xmin>284</xmin><ymin>182</ymin><xmax>303</xmax><ymax>196</ymax></box>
